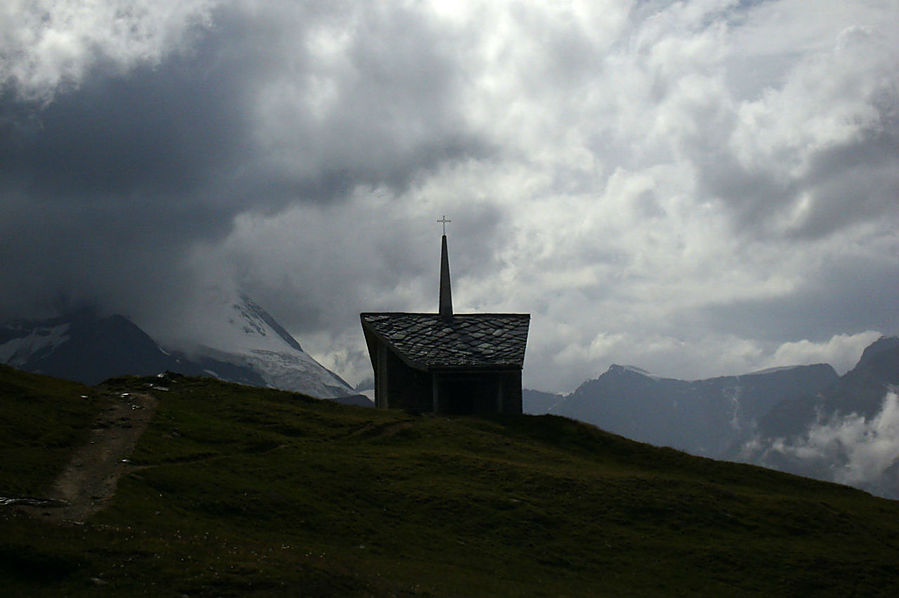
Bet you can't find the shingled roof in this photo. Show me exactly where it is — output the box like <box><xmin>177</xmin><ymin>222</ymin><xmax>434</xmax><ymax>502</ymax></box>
<box><xmin>361</xmin><ymin>313</ymin><xmax>529</xmax><ymax>370</ymax></box>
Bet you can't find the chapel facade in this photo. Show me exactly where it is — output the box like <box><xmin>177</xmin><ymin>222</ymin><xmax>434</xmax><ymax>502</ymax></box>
<box><xmin>360</xmin><ymin>225</ymin><xmax>529</xmax><ymax>414</ymax></box>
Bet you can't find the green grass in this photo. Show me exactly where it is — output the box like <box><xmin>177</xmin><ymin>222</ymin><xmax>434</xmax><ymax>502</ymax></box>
<box><xmin>3</xmin><ymin>368</ymin><xmax>899</xmax><ymax>596</ymax></box>
<box><xmin>0</xmin><ymin>365</ymin><xmax>102</xmax><ymax>496</ymax></box>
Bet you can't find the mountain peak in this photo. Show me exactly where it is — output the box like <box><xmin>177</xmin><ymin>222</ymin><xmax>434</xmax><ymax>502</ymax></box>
<box><xmin>0</xmin><ymin>296</ymin><xmax>361</xmax><ymax>401</ymax></box>
<box><xmin>235</xmin><ymin>295</ymin><xmax>303</xmax><ymax>353</ymax></box>
<box><xmin>746</xmin><ymin>363</ymin><xmax>837</xmax><ymax>378</ymax></box>
<box><xmin>607</xmin><ymin>364</ymin><xmax>656</xmax><ymax>378</ymax></box>
<box><xmin>0</xmin><ymin>309</ymin><xmax>171</xmax><ymax>384</ymax></box>
<box><xmin>177</xmin><ymin>292</ymin><xmax>357</xmax><ymax>399</ymax></box>
<box><xmin>858</xmin><ymin>336</ymin><xmax>899</xmax><ymax>368</ymax></box>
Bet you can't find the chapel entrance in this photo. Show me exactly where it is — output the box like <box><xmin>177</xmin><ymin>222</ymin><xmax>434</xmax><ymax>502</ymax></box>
<box><xmin>441</xmin><ymin>377</ymin><xmax>477</xmax><ymax>414</ymax></box>
<box><xmin>436</xmin><ymin>374</ymin><xmax>503</xmax><ymax>415</ymax></box>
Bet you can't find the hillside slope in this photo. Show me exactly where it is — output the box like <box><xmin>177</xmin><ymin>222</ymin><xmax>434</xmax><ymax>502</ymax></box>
<box><xmin>2</xmin><ymin>366</ymin><xmax>899</xmax><ymax>596</ymax></box>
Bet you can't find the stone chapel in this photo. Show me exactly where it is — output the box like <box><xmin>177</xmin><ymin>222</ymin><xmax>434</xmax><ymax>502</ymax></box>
<box><xmin>360</xmin><ymin>220</ymin><xmax>529</xmax><ymax>414</ymax></box>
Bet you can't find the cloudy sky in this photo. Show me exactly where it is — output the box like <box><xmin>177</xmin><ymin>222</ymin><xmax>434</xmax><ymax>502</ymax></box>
<box><xmin>2</xmin><ymin>0</ymin><xmax>897</xmax><ymax>392</ymax></box>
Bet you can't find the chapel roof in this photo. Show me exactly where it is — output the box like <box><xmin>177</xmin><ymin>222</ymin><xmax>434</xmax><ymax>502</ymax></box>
<box><xmin>360</xmin><ymin>312</ymin><xmax>529</xmax><ymax>370</ymax></box>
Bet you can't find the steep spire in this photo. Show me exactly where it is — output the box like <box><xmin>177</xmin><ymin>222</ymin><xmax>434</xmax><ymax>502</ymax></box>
<box><xmin>439</xmin><ymin>233</ymin><xmax>453</xmax><ymax>320</ymax></box>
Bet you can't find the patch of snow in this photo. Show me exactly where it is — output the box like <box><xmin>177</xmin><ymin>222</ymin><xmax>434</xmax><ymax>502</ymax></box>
<box><xmin>611</xmin><ymin>364</ymin><xmax>663</xmax><ymax>380</ymax></box>
<box><xmin>166</xmin><ymin>291</ymin><xmax>355</xmax><ymax>399</ymax></box>
<box><xmin>197</xmin><ymin>345</ymin><xmax>355</xmax><ymax>399</ymax></box>
<box><xmin>0</xmin><ymin>323</ymin><xmax>70</xmax><ymax>366</ymax></box>
<box><xmin>723</xmin><ymin>383</ymin><xmax>744</xmax><ymax>430</ymax></box>
<box><xmin>747</xmin><ymin>365</ymin><xmax>804</xmax><ymax>375</ymax></box>
<box><xmin>171</xmin><ymin>290</ymin><xmax>303</xmax><ymax>357</ymax></box>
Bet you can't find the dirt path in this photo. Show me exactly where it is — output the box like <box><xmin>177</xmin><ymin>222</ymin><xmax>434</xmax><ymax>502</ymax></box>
<box><xmin>20</xmin><ymin>391</ymin><xmax>158</xmax><ymax>524</ymax></box>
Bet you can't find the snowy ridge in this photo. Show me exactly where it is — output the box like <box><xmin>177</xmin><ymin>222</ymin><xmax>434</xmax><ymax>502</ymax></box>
<box><xmin>172</xmin><ymin>293</ymin><xmax>357</xmax><ymax>399</ymax></box>
<box><xmin>238</xmin><ymin>295</ymin><xmax>304</xmax><ymax>353</ymax></box>
<box><xmin>609</xmin><ymin>364</ymin><xmax>664</xmax><ymax>380</ymax></box>
<box><xmin>0</xmin><ymin>303</ymin><xmax>360</xmax><ymax>400</ymax></box>
<box><xmin>0</xmin><ymin>323</ymin><xmax>70</xmax><ymax>366</ymax></box>
<box><xmin>197</xmin><ymin>345</ymin><xmax>355</xmax><ymax>399</ymax></box>
<box><xmin>747</xmin><ymin>365</ymin><xmax>807</xmax><ymax>376</ymax></box>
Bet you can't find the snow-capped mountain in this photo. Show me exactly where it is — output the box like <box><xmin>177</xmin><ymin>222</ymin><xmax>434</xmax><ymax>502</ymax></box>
<box><xmin>0</xmin><ymin>297</ymin><xmax>367</xmax><ymax>403</ymax></box>
<box><xmin>0</xmin><ymin>309</ymin><xmax>181</xmax><ymax>384</ymax></box>
<box><xmin>0</xmin><ymin>308</ymin><xmax>276</xmax><ymax>387</ymax></box>
<box><xmin>168</xmin><ymin>294</ymin><xmax>358</xmax><ymax>400</ymax></box>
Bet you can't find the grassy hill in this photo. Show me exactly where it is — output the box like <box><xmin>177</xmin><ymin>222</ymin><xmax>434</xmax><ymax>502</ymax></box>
<box><xmin>2</xmin><ymin>364</ymin><xmax>899</xmax><ymax>596</ymax></box>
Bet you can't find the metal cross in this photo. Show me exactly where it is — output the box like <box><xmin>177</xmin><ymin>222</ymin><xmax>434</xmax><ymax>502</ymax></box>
<box><xmin>437</xmin><ymin>215</ymin><xmax>451</xmax><ymax>235</ymax></box>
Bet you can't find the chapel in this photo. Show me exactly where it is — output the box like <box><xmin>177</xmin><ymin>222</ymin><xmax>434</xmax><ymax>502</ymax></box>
<box><xmin>360</xmin><ymin>219</ymin><xmax>529</xmax><ymax>414</ymax></box>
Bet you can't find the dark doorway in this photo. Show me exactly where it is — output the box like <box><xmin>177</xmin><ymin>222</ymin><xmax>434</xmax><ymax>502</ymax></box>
<box><xmin>438</xmin><ymin>375</ymin><xmax>504</xmax><ymax>415</ymax></box>
<box><xmin>441</xmin><ymin>378</ymin><xmax>478</xmax><ymax>414</ymax></box>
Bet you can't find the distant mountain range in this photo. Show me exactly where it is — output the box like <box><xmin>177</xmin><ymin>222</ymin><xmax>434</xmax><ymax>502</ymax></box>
<box><xmin>526</xmin><ymin>336</ymin><xmax>899</xmax><ymax>498</ymax></box>
<box><xmin>533</xmin><ymin>363</ymin><xmax>839</xmax><ymax>457</ymax></box>
<box><xmin>0</xmin><ymin>296</ymin><xmax>371</xmax><ymax>406</ymax></box>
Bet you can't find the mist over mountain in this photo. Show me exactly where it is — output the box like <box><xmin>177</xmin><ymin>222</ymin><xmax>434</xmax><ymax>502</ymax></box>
<box><xmin>736</xmin><ymin>337</ymin><xmax>899</xmax><ymax>498</ymax></box>
<box><xmin>525</xmin><ymin>337</ymin><xmax>899</xmax><ymax>499</ymax></box>
<box><xmin>0</xmin><ymin>308</ymin><xmax>194</xmax><ymax>385</ymax></box>
<box><xmin>751</xmin><ymin>335</ymin><xmax>899</xmax><ymax>439</ymax></box>
<box><xmin>0</xmin><ymin>297</ymin><xmax>367</xmax><ymax>404</ymax></box>
<box><xmin>163</xmin><ymin>293</ymin><xmax>360</xmax><ymax>400</ymax></box>
<box><xmin>540</xmin><ymin>363</ymin><xmax>838</xmax><ymax>458</ymax></box>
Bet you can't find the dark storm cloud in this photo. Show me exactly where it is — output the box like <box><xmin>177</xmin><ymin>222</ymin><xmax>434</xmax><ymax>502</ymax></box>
<box><xmin>693</xmin><ymin>116</ymin><xmax>899</xmax><ymax>241</ymax></box>
<box><xmin>0</xmin><ymin>2</ymin><xmax>489</xmax><ymax>320</ymax></box>
<box><xmin>694</xmin><ymin>152</ymin><xmax>796</xmax><ymax>232</ymax></box>
<box><xmin>696</xmin><ymin>253</ymin><xmax>899</xmax><ymax>342</ymax></box>
<box><xmin>792</xmin><ymin>127</ymin><xmax>899</xmax><ymax>239</ymax></box>
<box><xmin>1</xmin><ymin>4</ymin><xmax>484</xmax><ymax>208</ymax></box>
<box><xmin>0</xmin><ymin>37</ymin><xmax>249</xmax><ymax>317</ymax></box>
<box><xmin>0</xmin><ymin>57</ymin><xmax>245</xmax><ymax>201</ymax></box>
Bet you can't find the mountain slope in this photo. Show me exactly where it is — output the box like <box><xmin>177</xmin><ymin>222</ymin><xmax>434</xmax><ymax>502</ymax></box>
<box><xmin>0</xmin><ymin>298</ymin><xmax>363</xmax><ymax>401</ymax></box>
<box><xmin>522</xmin><ymin>388</ymin><xmax>564</xmax><ymax>414</ymax></box>
<box><xmin>0</xmin><ymin>309</ymin><xmax>271</xmax><ymax>387</ymax></box>
<box><xmin>736</xmin><ymin>336</ymin><xmax>899</xmax><ymax>498</ymax></box>
<box><xmin>4</xmin><ymin>368</ymin><xmax>899</xmax><ymax>596</ymax></box>
<box><xmin>0</xmin><ymin>310</ymin><xmax>177</xmax><ymax>385</ymax></box>
<box><xmin>166</xmin><ymin>294</ymin><xmax>358</xmax><ymax>399</ymax></box>
<box><xmin>551</xmin><ymin>363</ymin><xmax>838</xmax><ymax>457</ymax></box>
<box><xmin>754</xmin><ymin>336</ymin><xmax>899</xmax><ymax>439</ymax></box>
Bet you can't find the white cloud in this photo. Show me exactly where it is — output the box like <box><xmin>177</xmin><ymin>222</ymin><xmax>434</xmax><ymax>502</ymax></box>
<box><xmin>0</xmin><ymin>0</ymin><xmax>214</xmax><ymax>102</ymax></box>
<box><xmin>767</xmin><ymin>331</ymin><xmax>884</xmax><ymax>375</ymax></box>
<box><xmin>755</xmin><ymin>391</ymin><xmax>899</xmax><ymax>491</ymax></box>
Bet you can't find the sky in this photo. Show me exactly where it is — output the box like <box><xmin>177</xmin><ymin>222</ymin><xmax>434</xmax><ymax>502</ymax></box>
<box><xmin>1</xmin><ymin>0</ymin><xmax>897</xmax><ymax>393</ymax></box>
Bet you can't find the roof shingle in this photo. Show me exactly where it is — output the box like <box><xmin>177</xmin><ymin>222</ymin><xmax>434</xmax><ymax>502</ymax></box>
<box><xmin>361</xmin><ymin>313</ymin><xmax>529</xmax><ymax>369</ymax></box>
